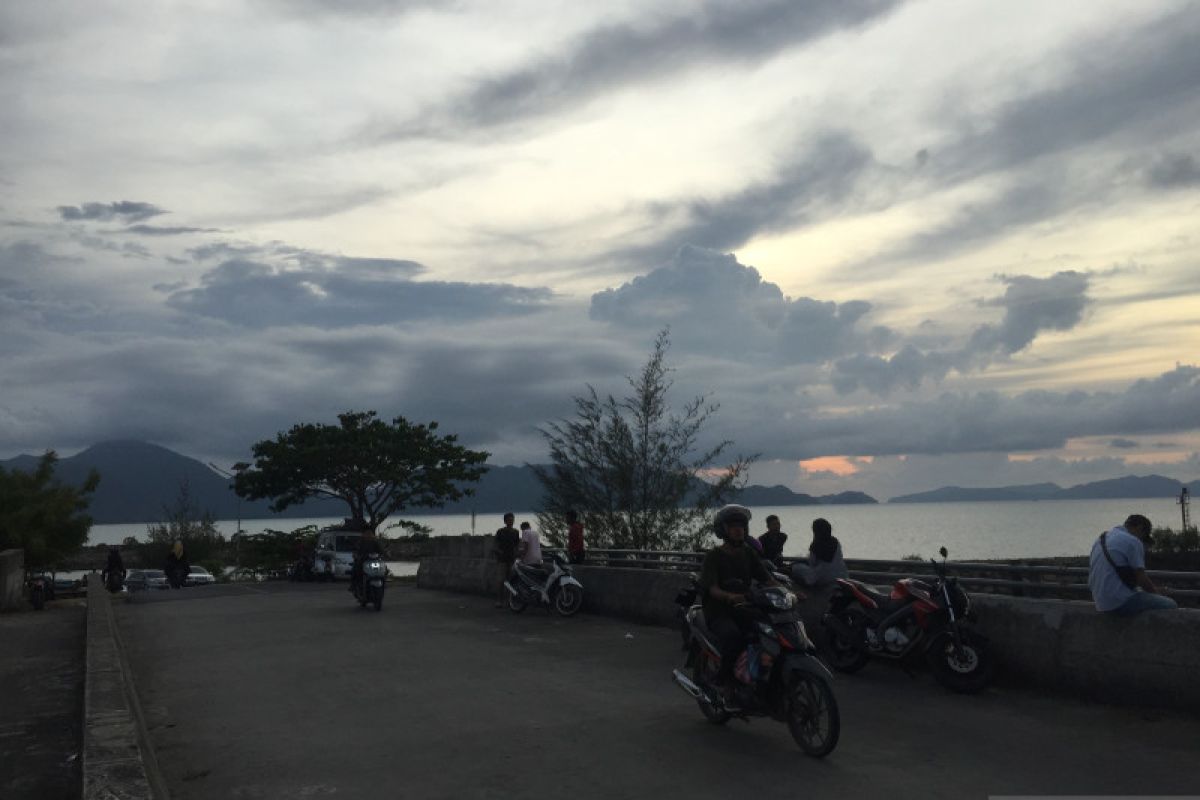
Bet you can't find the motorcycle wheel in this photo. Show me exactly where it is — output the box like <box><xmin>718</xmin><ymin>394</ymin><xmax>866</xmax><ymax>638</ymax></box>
<box><xmin>788</xmin><ymin>672</ymin><xmax>840</xmax><ymax>758</ymax></box>
<box><xmin>507</xmin><ymin>590</ymin><xmax>527</xmax><ymax>613</ymax></box>
<box><xmin>553</xmin><ymin>584</ymin><xmax>583</xmax><ymax>616</ymax></box>
<box><xmin>823</xmin><ymin>610</ymin><xmax>870</xmax><ymax>673</ymax></box>
<box><xmin>928</xmin><ymin>629</ymin><xmax>994</xmax><ymax>694</ymax></box>
<box><xmin>690</xmin><ymin>645</ymin><xmax>730</xmax><ymax>725</ymax></box>
<box><xmin>372</xmin><ymin>588</ymin><xmax>383</xmax><ymax>612</ymax></box>
<box><xmin>30</xmin><ymin>585</ymin><xmax>45</xmax><ymax>611</ymax></box>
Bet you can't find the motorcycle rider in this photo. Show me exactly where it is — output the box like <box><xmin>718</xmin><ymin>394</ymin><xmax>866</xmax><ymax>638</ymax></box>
<box><xmin>349</xmin><ymin>530</ymin><xmax>388</xmax><ymax>592</ymax></box>
<box><xmin>698</xmin><ymin>504</ymin><xmax>782</xmax><ymax>697</ymax></box>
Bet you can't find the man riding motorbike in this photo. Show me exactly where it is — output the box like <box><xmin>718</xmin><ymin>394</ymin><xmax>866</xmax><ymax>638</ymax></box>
<box><xmin>349</xmin><ymin>530</ymin><xmax>388</xmax><ymax>591</ymax></box>
<box><xmin>698</xmin><ymin>504</ymin><xmax>785</xmax><ymax>697</ymax></box>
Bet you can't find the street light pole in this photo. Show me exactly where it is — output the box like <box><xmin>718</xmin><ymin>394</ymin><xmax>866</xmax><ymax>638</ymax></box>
<box><xmin>209</xmin><ymin>462</ymin><xmax>249</xmax><ymax>535</ymax></box>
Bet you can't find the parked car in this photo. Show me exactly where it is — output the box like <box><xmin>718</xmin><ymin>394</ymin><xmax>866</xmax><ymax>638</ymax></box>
<box><xmin>126</xmin><ymin>569</ymin><xmax>170</xmax><ymax>591</ymax></box>
<box><xmin>186</xmin><ymin>566</ymin><xmax>216</xmax><ymax>586</ymax></box>
<box><xmin>313</xmin><ymin>530</ymin><xmax>366</xmax><ymax>580</ymax></box>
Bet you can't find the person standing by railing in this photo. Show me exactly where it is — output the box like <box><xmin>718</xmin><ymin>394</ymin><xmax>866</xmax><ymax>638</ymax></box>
<box><xmin>493</xmin><ymin>513</ymin><xmax>519</xmax><ymax>608</ymax></box>
<box><xmin>1089</xmin><ymin>514</ymin><xmax>1177</xmax><ymax>615</ymax></box>
<box><xmin>518</xmin><ymin>521</ymin><xmax>542</xmax><ymax>566</ymax></box>
<box><xmin>566</xmin><ymin>510</ymin><xmax>586</xmax><ymax>564</ymax></box>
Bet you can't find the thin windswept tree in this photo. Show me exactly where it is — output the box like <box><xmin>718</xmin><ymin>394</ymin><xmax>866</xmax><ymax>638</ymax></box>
<box><xmin>534</xmin><ymin>330</ymin><xmax>755</xmax><ymax>551</ymax></box>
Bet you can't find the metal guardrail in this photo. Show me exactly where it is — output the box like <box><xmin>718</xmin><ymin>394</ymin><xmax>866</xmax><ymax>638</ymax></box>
<box><xmin>574</xmin><ymin>549</ymin><xmax>1200</xmax><ymax>604</ymax></box>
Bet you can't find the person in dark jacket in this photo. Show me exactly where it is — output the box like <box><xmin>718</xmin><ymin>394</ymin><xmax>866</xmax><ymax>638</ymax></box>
<box><xmin>103</xmin><ymin>547</ymin><xmax>126</xmax><ymax>592</ymax></box>
<box><xmin>698</xmin><ymin>504</ymin><xmax>781</xmax><ymax>693</ymax></box>
<box><xmin>350</xmin><ymin>530</ymin><xmax>388</xmax><ymax>591</ymax></box>
<box><xmin>757</xmin><ymin>515</ymin><xmax>788</xmax><ymax>562</ymax></box>
<box><xmin>493</xmin><ymin>513</ymin><xmax>519</xmax><ymax>608</ymax></box>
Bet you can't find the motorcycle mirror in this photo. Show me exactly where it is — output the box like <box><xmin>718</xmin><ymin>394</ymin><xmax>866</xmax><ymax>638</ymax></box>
<box><xmin>939</xmin><ymin>546</ymin><xmax>948</xmax><ymax>559</ymax></box>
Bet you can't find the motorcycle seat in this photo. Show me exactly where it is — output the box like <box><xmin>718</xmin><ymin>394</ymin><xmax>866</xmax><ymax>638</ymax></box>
<box><xmin>838</xmin><ymin>578</ymin><xmax>895</xmax><ymax>609</ymax></box>
<box><xmin>516</xmin><ymin>563</ymin><xmax>549</xmax><ymax>580</ymax></box>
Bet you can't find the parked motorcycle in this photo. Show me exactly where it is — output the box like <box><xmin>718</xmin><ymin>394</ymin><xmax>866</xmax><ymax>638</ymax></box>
<box><xmin>671</xmin><ymin>578</ymin><xmax>840</xmax><ymax>758</ymax></box>
<box><xmin>504</xmin><ymin>553</ymin><xmax>584</xmax><ymax>616</ymax></box>
<box><xmin>352</xmin><ymin>556</ymin><xmax>387</xmax><ymax>611</ymax></box>
<box><xmin>821</xmin><ymin>547</ymin><xmax>993</xmax><ymax>693</ymax></box>
<box><xmin>288</xmin><ymin>554</ymin><xmax>315</xmax><ymax>582</ymax></box>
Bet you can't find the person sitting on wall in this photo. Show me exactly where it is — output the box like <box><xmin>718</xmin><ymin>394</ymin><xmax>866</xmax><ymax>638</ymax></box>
<box><xmin>790</xmin><ymin>518</ymin><xmax>848</xmax><ymax>588</ymax></box>
<box><xmin>1088</xmin><ymin>514</ymin><xmax>1177</xmax><ymax>615</ymax></box>
<box><xmin>757</xmin><ymin>514</ymin><xmax>788</xmax><ymax>563</ymax></box>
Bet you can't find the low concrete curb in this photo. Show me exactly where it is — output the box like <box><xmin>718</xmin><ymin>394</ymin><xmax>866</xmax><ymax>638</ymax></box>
<box><xmin>83</xmin><ymin>574</ymin><xmax>168</xmax><ymax>800</ymax></box>
<box><xmin>418</xmin><ymin>546</ymin><xmax>1200</xmax><ymax>714</ymax></box>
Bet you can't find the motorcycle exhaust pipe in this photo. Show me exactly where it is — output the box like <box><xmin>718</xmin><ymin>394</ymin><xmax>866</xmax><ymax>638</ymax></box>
<box><xmin>504</xmin><ymin>581</ymin><xmax>517</xmax><ymax>596</ymax></box>
<box><xmin>671</xmin><ymin>669</ymin><xmax>704</xmax><ymax>700</ymax></box>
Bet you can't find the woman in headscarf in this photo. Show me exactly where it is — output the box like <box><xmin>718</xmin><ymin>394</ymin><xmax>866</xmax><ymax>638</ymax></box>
<box><xmin>790</xmin><ymin>518</ymin><xmax>848</xmax><ymax>587</ymax></box>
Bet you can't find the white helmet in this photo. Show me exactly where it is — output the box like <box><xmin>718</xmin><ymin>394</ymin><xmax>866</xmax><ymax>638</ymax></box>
<box><xmin>713</xmin><ymin>504</ymin><xmax>752</xmax><ymax>538</ymax></box>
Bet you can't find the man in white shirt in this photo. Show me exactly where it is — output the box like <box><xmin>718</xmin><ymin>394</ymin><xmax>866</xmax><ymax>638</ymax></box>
<box><xmin>518</xmin><ymin>521</ymin><xmax>543</xmax><ymax>566</ymax></box>
<box><xmin>1088</xmin><ymin>514</ymin><xmax>1177</xmax><ymax>615</ymax></box>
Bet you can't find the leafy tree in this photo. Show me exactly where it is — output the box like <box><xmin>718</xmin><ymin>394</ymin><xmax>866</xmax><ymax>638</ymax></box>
<box><xmin>234</xmin><ymin>410</ymin><xmax>489</xmax><ymax>532</ymax></box>
<box><xmin>140</xmin><ymin>479</ymin><xmax>225</xmax><ymax>569</ymax></box>
<box><xmin>0</xmin><ymin>451</ymin><xmax>98</xmax><ymax>569</ymax></box>
<box><xmin>235</xmin><ymin>525</ymin><xmax>318</xmax><ymax>577</ymax></box>
<box><xmin>534</xmin><ymin>330</ymin><xmax>754</xmax><ymax>551</ymax></box>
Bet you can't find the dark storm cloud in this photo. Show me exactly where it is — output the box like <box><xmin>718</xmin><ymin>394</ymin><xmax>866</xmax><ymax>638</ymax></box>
<box><xmin>124</xmin><ymin>224</ymin><xmax>218</xmax><ymax>236</ymax></box>
<box><xmin>164</xmin><ymin>257</ymin><xmax>552</xmax><ymax>327</ymax></box>
<box><xmin>745</xmin><ymin>364</ymin><xmax>1200</xmax><ymax>459</ymax></box>
<box><xmin>589</xmin><ymin>246</ymin><xmax>891</xmax><ymax>363</ymax></box>
<box><xmin>57</xmin><ymin>201</ymin><xmax>166</xmax><ymax>223</ymax></box>
<box><xmin>1144</xmin><ymin>152</ymin><xmax>1200</xmax><ymax>189</ymax></box>
<box><xmin>616</xmin><ymin>133</ymin><xmax>877</xmax><ymax>267</ymax></box>
<box><xmin>378</xmin><ymin>0</ymin><xmax>904</xmax><ymax>138</ymax></box>
<box><xmin>852</xmin><ymin>8</ymin><xmax>1200</xmax><ymax>270</ymax></box>
<box><xmin>832</xmin><ymin>271</ymin><xmax>1091</xmax><ymax>394</ymax></box>
<box><xmin>968</xmin><ymin>271</ymin><xmax>1090</xmax><ymax>356</ymax></box>
<box><xmin>942</xmin><ymin>8</ymin><xmax>1200</xmax><ymax>179</ymax></box>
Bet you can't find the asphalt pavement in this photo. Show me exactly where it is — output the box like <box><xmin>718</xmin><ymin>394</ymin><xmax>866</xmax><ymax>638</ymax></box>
<box><xmin>115</xmin><ymin>582</ymin><xmax>1200</xmax><ymax>799</ymax></box>
<box><xmin>0</xmin><ymin>600</ymin><xmax>85</xmax><ymax>800</ymax></box>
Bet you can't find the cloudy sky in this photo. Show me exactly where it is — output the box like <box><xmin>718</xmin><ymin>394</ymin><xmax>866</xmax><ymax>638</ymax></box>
<box><xmin>2</xmin><ymin>0</ymin><xmax>1198</xmax><ymax>500</ymax></box>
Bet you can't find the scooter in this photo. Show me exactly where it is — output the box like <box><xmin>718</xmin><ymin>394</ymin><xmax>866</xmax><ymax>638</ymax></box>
<box><xmin>352</xmin><ymin>556</ymin><xmax>387</xmax><ymax>611</ymax></box>
<box><xmin>504</xmin><ymin>553</ymin><xmax>584</xmax><ymax>616</ymax></box>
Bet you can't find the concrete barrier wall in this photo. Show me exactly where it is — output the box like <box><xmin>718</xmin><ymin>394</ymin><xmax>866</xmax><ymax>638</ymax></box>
<box><xmin>0</xmin><ymin>549</ymin><xmax>24</xmax><ymax>612</ymax></box>
<box><xmin>83</xmin><ymin>573</ymin><xmax>164</xmax><ymax>799</ymax></box>
<box><xmin>418</xmin><ymin>540</ymin><xmax>1200</xmax><ymax>714</ymax></box>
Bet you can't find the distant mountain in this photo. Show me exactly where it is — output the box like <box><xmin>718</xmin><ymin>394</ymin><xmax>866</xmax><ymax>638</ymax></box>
<box><xmin>0</xmin><ymin>441</ymin><xmax>876</xmax><ymax>523</ymax></box>
<box><xmin>0</xmin><ymin>441</ymin><xmax>341</xmax><ymax>524</ymax></box>
<box><xmin>730</xmin><ymin>484</ymin><xmax>877</xmax><ymax>505</ymax></box>
<box><xmin>889</xmin><ymin>483</ymin><xmax>1062</xmax><ymax>503</ymax></box>
<box><xmin>889</xmin><ymin>475</ymin><xmax>1195</xmax><ymax>504</ymax></box>
<box><xmin>818</xmin><ymin>491</ymin><xmax>878</xmax><ymax>505</ymax></box>
<box><xmin>1054</xmin><ymin>474</ymin><xmax>1191</xmax><ymax>500</ymax></box>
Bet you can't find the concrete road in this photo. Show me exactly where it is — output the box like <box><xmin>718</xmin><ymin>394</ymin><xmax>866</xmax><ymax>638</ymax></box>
<box><xmin>0</xmin><ymin>601</ymin><xmax>84</xmax><ymax>800</ymax></box>
<box><xmin>116</xmin><ymin>583</ymin><xmax>1200</xmax><ymax>800</ymax></box>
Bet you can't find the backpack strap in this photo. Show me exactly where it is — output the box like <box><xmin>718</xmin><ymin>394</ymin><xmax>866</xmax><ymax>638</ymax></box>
<box><xmin>1100</xmin><ymin>532</ymin><xmax>1137</xmax><ymax>588</ymax></box>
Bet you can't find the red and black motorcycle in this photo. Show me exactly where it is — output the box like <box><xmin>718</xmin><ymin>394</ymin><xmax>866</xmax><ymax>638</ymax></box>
<box><xmin>820</xmin><ymin>547</ymin><xmax>994</xmax><ymax>693</ymax></box>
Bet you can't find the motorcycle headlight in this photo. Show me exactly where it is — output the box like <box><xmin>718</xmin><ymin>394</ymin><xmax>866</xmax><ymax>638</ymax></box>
<box><xmin>766</xmin><ymin>590</ymin><xmax>797</xmax><ymax>610</ymax></box>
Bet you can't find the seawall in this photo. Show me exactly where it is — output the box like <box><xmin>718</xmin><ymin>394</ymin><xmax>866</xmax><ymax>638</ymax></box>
<box><xmin>417</xmin><ymin>536</ymin><xmax>1200</xmax><ymax>714</ymax></box>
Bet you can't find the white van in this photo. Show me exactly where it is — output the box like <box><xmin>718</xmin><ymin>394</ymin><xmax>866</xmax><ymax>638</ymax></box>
<box><xmin>313</xmin><ymin>529</ymin><xmax>365</xmax><ymax>580</ymax></box>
